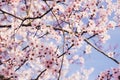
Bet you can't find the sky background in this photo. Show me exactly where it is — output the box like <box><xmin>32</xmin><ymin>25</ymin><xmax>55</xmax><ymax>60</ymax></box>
<box><xmin>62</xmin><ymin>28</ymin><xmax>120</xmax><ymax>80</ymax></box>
<box><xmin>84</xmin><ymin>28</ymin><xmax>120</xmax><ymax>80</ymax></box>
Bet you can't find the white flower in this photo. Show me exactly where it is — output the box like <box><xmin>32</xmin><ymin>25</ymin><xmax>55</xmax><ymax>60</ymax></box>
<box><xmin>79</xmin><ymin>57</ymin><xmax>84</xmax><ymax>64</ymax></box>
<box><xmin>72</xmin><ymin>55</ymin><xmax>79</xmax><ymax>60</ymax></box>
<box><xmin>107</xmin><ymin>52</ymin><xmax>114</xmax><ymax>58</ymax></box>
<box><xmin>69</xmin><ymin>59</ymin><xmax>74</xmax><ymax>63</ymax></box>
<box><xmin>63</xmin><ymin>24</ymin><xmax>72</xmax><ymax>32</ymax></box>
<box><xmin>77</xmin><ymin>21</ymin><xmax>84</xmax><ymax>33</ymax></box>
<box><xmin>82</xmin><ymin>12</ymin><xmax>88</xmax><ymax>17</ymax></box>
<box><xmin>99</xmin><ymin>34</ymin><xmax>110</xmax><ymax>43</ymax></box>
<box><xmin>85</xmin><ymin>45</ymin><xmax>92</xmax><ymax>54</ymax></box>
<box><xmin>107</xmin><ymin>21</ymin><xmax>116</xmax><ymax>29</ymax></box>
<box><xmin>54</xmin><ymin>4</ymin><xmax>65</xmax><ymax>13</ymax></box>
<box><xmin>89</xmin><ymin>20</ymin><xmax>96</xmax><ymax>28</ymax></box>
<box><xmin>80</xmin><ymin>67</ymin><xmax>94</xmax><ymax>80</ymax></box>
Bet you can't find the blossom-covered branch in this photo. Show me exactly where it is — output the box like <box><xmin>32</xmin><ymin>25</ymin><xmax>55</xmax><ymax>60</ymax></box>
<box><xmin>0</xmin><ymin>0</ymin><xmax>120</xmax><ymax>80</ymax></box>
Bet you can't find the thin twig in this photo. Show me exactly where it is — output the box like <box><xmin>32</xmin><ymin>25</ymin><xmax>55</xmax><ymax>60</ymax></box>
<box><xmin>24</xmin><ymin>7</ymin><xmax>53</xmax><ymax>20</ymax></box>
<box><xmin>15</xmin><ymin>59</ymin><xmax>28</xmax><ymax>71</ymax></box>
<box><xmin>44</xmin><ymin>1</ymin><xmax>62</xmax><ymax>28</ymax></box>
<box><xmin>84</xmin><ymin>38</ymin><xmax>119</xmax><ymax>64</ymax></box>
<box><xmin>58</xmin><ymin>44</ymin><xmax>74</xmax><ymax>58</ymax></box>
<box><xmin>38</xmin><ymin>32</ymin><xmax>49</xmax><ymax>38</ymax></box>
<box><xmin>22</xmin><ymin>45</ymin><xmax>29</xmax><ymax>50</ymax></box>
<box><xmin>15</xmin><ymin>20</ymin><xmax>25</xmax><ymax>31</ymax></box>
<box><xmin>33</xmin><ymin>69</ymin><xmax>47</xmax><ymax>80</ymax></box>
<box><xmin>0</xmin><ymin>9</ymin><xmax>23</xmax><ymax>20</ymax></box>
<box><xmin>58</xmin><ymin>55</ymin><xmax>64</xmax><ymax>80</ymax></box>
<box><xmin>58</xmin><ymin>31</ymin><xmax>65</xmax><ymax>80</ymax></box>
<box><xmin>87</xmin><ymin>34</ymin><xmax>98</xmax><ymax>39</ymax></box>
<box><xmin>0</xmin><ymin>25</ymin><xmax>11</xmax><ymax>28</ymax></box>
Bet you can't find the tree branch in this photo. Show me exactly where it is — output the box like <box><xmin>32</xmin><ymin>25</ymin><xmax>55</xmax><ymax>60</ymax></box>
<box><xmin>24</xmin><ymin>7</ymin><xmax>53</xmax><ymax>20</ymax></box>
<box><xmin>0</xmin><ymin>9</ymin><xmax>23</xmax><ymax>20</ymax></box>
<box><xmin>22</xmin><ymin>45</ymin><xmax>29</xmax><ymax>51</ymax></box>
<box><xmin>44</xmin><ymin>1</ymin><xmax>62</xmax><ymax>28</ymax></box>
<box><xmin>58</xmin><ymin>31</ymin><xmax>65</xmax><ymax>80</ymax></box>
<box><xmin>38</xmin><ymin>32</ymin><xmax>49</xmax><ymax>38</ymax></box>
<box><xmin>33</xmin><ymin>69</ymin><xmax>47</xmax><ymax>80</ymax></box>
<box><xmin>58</xmin><ymin>44</ymin><xmax>74</xmax><ymax>58</ymax></box>
<box><xmin>0</xmin><ymin>75</ymin><xmax>11</xmax><ymax>80</ymax></box>
<box><xmin>84</xmin><ymin>38</ymin><xmax>120</xmax><ymax>64</ymax></box>
<box><xmin>0</xmin><ymin>25</ymin><xmax>11</xmax><ymax>28</ymax></box>
<box><xmin>15</xmin><ymin>59</ymin><xmax>28</xmax><ymax>71</ymax></box>
<box><xmin>87</xmin><ymin>34</ymin><xmax>98</xmax><ymax>39</ymax></box>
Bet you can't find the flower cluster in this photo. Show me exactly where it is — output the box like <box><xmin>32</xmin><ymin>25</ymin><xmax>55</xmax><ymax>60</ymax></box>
<box><xmin>0</xmin><ymin>0</ymin><xmax>119</xmax><ymax>80</ymax></box>
<box><xmin>97</xmin><ymin>67</ymin><xmax>120</xmax><ymax>80</ymax></box>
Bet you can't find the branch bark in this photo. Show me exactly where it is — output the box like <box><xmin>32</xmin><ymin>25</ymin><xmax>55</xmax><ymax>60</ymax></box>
<box><xmin>84</xmin><ymin>38</ymin><xmax>120</xmax><ymax>64</ymax></box>
<box><xmin>58</xmin><ymin>31</ymin><xmax>65</xmax><ymax>80</ymax></box>
<box><xmin>32</xmin><ymin>69</ymin><xmax>47</xmax><ymax>80</ymax></box>
<box><xmin>58</xmin><ymin>44</ymin><xmax>74</xmax><ymax>58</ymax></box>
<box><xmin>0</xmin><ymin>9</ymin><xmax>23</xmax><ymax>20</ymax></box>
<box><xmin>15</xmin><ymin>59</ymin><xmax>28</xmax><ymax>71</ymax></box>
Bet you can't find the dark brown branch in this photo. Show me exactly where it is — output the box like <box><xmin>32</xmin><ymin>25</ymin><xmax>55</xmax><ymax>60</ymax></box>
<box><xmin>18</xmin><ymin>7</ymin><xmax>52</xmax><ymax>30</ymax></box>
<box><xmin>15</xmin><ymin>20</ymin><xmax>25</xmax><ymax>31</ymax></box>
<box><xmin>44</xmin><ymin>1</ymin><xmax>62</xmax><ymax>28</ymax></box>
<box><xmin>58</xmin><ymin>44</ymin><xmax>74</xmax><ymax>58</ymax></box>
<box><xmin>58</xmin><ymin>32</ymin><xmax>65</xmax><ymax>80</ymax></box>
<box><xmin>15</xmin><ymin>59</ymin><xmax>28</xmax><ymax>71</ymax></box>
<box><xmin>87</xmin><ymin>33</ymin><xmax>98</xmax><ymax>39</ymax></box>
<box><xmin>0</xmin><ymin>60</ymin><xmax>2</xmax><ymax>65</ymax></box>
<box><xmin>0</xmin><ymin>23</ymin><xmax>31</xmax><ymax>28</ymax></box>
<box><xmin>58</xmin><ymin>55</ymin><xmax>64</xmax><ymax>80</ymax></box>
<box><xmin>33</xmin><ymin>69</ymin><xmax>47</xmax><ymax>80</ymax></box>
<box><xmin>84</xmin><ymin>38</ymin><xmax>120</xmax><ymax>64</ymax></box>
<box><xmin>24</xmin><ymin>7</ymin><xmax>53</xmax><ymax>20</ymax></box>
<box><xmin>22</xmin><ymin>45</ymin><xmax>29</xmax><ymax>50</ymax></box>
<box><xmin>0</xmin><ymin>25</ymin><xmax>11</xmax><ymax>28</ymax></box>
<box><xmin>0</xmin><ymin>7</ymin><xmax>53</xmax><ymax>30</ymax></box>
<box><xmin>53</xmin><ymin>27</ymin><xmax>69</xmax><ymax>33</ymax></box>
<box><xmin>0</xmin><ymin>75</ymin><xmax>11</xmax><ymax>80</ymax></box>
<box><xmin>0</xmin><ymin>24</ymin><xmax>70</xmax><ymax>34</ymax></box>
<box><xmin>0</xmin><ymin>6</ymin><xmax>53</xmax><ymax>21</ymax></box>
<box><xmin>0</xmin><ymin>9</ymin><xmax>23</xmax><ymax>20</ymax></box>
<box><xmin>38</xmin><ymin>32</ymin><xmax>49</xmax><ymax>38</ymax></box>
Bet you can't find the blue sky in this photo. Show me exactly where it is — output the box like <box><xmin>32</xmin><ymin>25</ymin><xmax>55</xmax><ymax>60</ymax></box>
<box><xmin>84</xmin><ymin>28</ymin><xmax>120</xmax><ymax>79</ymax></box>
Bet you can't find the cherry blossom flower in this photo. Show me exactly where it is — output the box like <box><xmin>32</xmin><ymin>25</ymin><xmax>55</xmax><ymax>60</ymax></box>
<box><xmin>107</xmin><ymin>52</ymin><xmax>114</xmax><ymax>58</ymax></box>
<box><xmin>107</xmin><ymin>21</ymin><xmax>116</xmax><ymax>29</ymax></box>
<box><xmin>97</xmin><ymin>67</ymin><xmax>120</xmax><ymax>80</ymax></box>
<box><xmin>99</xmin><ymin>34</ymin><xmax>110</xmax><ymax>43</ymax></box>
<box><xmin>79</xmin><ymin>57</ymin><xmax>84</xmax><ymax>64</ymax></box>
<box><xmin>85</xmin><ymin>45</ymin><xmax>92</xmax><ymax>54</ymax></box>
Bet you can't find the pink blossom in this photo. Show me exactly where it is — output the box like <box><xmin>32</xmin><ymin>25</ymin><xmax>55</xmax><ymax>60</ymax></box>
<box><xmin>85</xmin><ymin>45</ymin><xmax>92</xmax><ymax>54</ymax></box>
<box><xmin>107</xmin><ymin>21</ymin><xmax>116</xmax><ymax>29</ymax></box>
